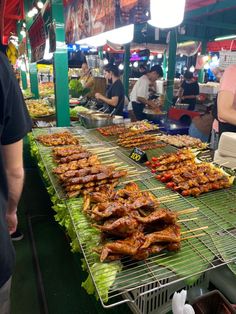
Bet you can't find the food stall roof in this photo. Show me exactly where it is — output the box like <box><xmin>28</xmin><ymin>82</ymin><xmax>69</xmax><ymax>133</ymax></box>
<box><xmin>1</xmin><ymin>0</ymin><xmax>236</xmax><ymax>46</ymax></box>
<box><xmin>0</xmin><ymin>0</ymin><xmax>24</xmax><ymax>44</ymax></box>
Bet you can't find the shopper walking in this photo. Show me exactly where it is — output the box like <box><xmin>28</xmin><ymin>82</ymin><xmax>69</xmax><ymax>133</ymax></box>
<box><xmin>0</xmin><ymin>49</ymin><xmax>32</xmax><ymax>313</ymax></box>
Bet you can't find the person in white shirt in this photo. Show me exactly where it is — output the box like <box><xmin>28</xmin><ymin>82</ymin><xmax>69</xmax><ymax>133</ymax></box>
<box><xmin>130</xmin><ymin>65</ymin><xmax>163</xmax><ymax>120</ymax></box>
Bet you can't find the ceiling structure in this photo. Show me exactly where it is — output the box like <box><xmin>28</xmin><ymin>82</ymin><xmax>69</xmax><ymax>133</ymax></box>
<box><xmin>0</xmin><ymin>0</ymin><xmax>236</xmax><ymax>48</ymax></box>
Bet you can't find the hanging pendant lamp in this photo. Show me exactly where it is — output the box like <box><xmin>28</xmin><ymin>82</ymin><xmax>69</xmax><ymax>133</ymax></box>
<box><xmin>148</xmin><ymin>0</ymin><xmax>186</xmax><ymax>29</ymax></box>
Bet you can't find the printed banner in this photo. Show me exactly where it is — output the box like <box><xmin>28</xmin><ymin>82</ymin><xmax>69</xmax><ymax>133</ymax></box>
<box><xmin>64</xmin><ymin>0</ymin><xmax>115</xmax><ymax>43</ymax></box>
<box><xmin>28</xmin><ymin>14</ymin><xmax>46</xmax><ymax>62</ymax></box>
<box><xmin>64</xmin><ymin>0</ymin><xmax>149</xmax><ymax>43</ymax></box>
<box><xmin>119</xmin><ymin>0</ymin><xmax>149</xmax><ymax>26</ymax></box>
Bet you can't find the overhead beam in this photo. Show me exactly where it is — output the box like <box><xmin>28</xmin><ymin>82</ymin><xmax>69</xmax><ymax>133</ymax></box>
<box><xmin>184</xmin><ymin>0</ymin><xmax>236</xmax><ymax>19</ymax></box>
<box><xmin>177</xmin><ymin>35</ymin><xmax>207</xmax><ymax>43</ymax></box>
<box><xmin>185</xmin><ymin>20</ymin><xmax>236</xmax><ymax>31</ymax></box>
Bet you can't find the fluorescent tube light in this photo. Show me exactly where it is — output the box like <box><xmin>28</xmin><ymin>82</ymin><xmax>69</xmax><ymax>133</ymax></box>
<box><xmin>215</xmin><ymin>35</ymin><xmax>236</xmax><ymax>41</ymax></box>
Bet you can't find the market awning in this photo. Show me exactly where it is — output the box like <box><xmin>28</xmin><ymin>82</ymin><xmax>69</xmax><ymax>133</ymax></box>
<box><xmin>0</xmin><ymin>0</ymin><xmax>24</xmax><ymax>44</ymax></box>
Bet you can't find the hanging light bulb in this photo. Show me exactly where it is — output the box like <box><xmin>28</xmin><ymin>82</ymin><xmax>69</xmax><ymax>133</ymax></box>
<box><xmin>148</xmin><ymin>0</ymin><xmax>186</xmax><ymax>29</ymax></box>
<box><xmin>43</xmin><ymin>39</ymin><xmax>53</xmax><ymax>60</ymax></box>
<box><xmin>37</xmin><ymin>1</ymin><xmax>44</xmax><ymax>9</ymax></box>
<box><xmin>189</xmin><ymin>65</ymin><xmax>195</xmax><ymax>73</ymax></box>
<box><xmin>27</xmin><ymin>10</ymin><xmax>34</xmax><ymax>18</ymax></box>
<box><xmin>20</xmin><ymin>29</ymin><xmax>26</xmax><ymax>38</ymax></box>
<box><xmin>133</xmin><ymin>61</ymin><xmax>138</xmax><ymax>68</ymax></box>
<box><xmin>157</xmin><ymin>53</ymin><xmax>162</xmax><ymax>59</ymax></box>
<box><xmin>103</xmin><ymin>58</ymin><xmax>109</xmax><ymax>65</ymax></box>
<box><xmin>106</xmin><ymin>24</ymin><xmax>134</xmax><ymax>45</ymax></box>
<box><xmin>32</xmin><ymin>7</ymin><xmax>38</xmax><ymax>15</ymax></box>
<box><xmin>118</xmin><ymin>64</ymin><xmax>124</xmax><ymax>70</ymax></box>
<box><xmin>76</xmin><ymin>33</ymin><xmax>107</xmax><ymax>47</ymax></box>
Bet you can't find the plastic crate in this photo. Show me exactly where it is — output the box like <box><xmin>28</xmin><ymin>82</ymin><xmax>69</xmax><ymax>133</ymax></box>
<box><xmin>123</xmin><ymin>272</ymin><xmax>209</xmax><ymax>314</ymax></box>
<box><xmin>192</xmin><ymin>290</ymin><xmax>236</xmax><ymax>314</ymax></box>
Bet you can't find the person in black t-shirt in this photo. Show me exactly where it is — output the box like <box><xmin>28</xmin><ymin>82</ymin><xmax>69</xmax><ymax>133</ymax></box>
<box><xmin>177</xmin><ymin>71</ymin><xmax>199</xmax><ymax>110</ymax></box>
<box><xmin>95</xmin><ymin>64</ymin><xmax>125</xmax><ymax>116</ymax></box>
<box><xmin>0</xmin><ymin>51</ymin><xmax>32</xmax><ymax>313</ymax></box>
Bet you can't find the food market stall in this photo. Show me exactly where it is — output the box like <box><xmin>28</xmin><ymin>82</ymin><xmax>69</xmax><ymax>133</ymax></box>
<box><xmin>28</xmin><ymin>124</ymin><xmax>236</xmax><ymax>313</ymax></box>
<box><xmin>2</xmin><ymin>0</ymin><xmax>236</xmax><ymax>312</ymax></box>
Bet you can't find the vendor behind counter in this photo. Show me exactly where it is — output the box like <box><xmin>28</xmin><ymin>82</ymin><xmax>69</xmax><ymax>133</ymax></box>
<box><xmin>177</xmin><ymin>71</ymin><xmax>200</xmax><ymax>111</ymax></box>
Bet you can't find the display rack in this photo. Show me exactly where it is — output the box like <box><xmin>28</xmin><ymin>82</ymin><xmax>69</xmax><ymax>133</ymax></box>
<box><xmin>31</xmin><ymin>126</ymin><xmax>236</xmax><ymax>313</ymax></box>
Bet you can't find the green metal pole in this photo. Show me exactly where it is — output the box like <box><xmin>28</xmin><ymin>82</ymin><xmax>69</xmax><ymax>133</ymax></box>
<box><xmin>51</xmin><ymin>0</ymin><xmax>70</xmax><ymax>127</ymax></box>
<box><xmin>123</xmin><ymin>43</ymin><xmax>130</xmax><ymax>97</ymax></box>
<box><xmin>98</xmin><ymin>47</ymin><xmax>104</xmax><ymax>60</ymax></box>
<box><xmin>164</xmin><ymin>30</ymin><xmax>177</xmax><ymax>111</ymax></box>
<box><xmin>198</xmin><ymin>41</ymin><xmax>207</xmax><ymax>83</ymax></box>
<box><xmin>24</xmin><ymin>0</ymin><xmax>39</xmax><ymax>99</ymax></box>
<box><xmin>21</xmin><ymin>70</ymin><xmax>28</xmax><ymax>89</ymax></box>
<box><xmin>163</xmin><ymin>50</ymin><xmax>167</xmax><ymax>80</ymax></box>
<box><xmin>29</xmin><ymin>63</ymin><xmax>39</xmax><ymax>98</ymax></box>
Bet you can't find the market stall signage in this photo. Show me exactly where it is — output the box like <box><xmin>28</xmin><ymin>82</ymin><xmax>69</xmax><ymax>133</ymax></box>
<box><xmin>219</xmin><ymin>51</ymin><xmax>236</xmax><ymax>69</ymax></box>
<box><xmin>64</xmin><ymin>0</ymin><xmax>115</xmax><ymax>43</ymax></box>
<box><xmin>63</xmin><ymin>0</ymin><xmax>149</xmax><ymax>43</ymax></box>
<box><xmin>28</xmin><ymin>14</ymin><xmax>46</xmax><ymax>62</ymax></box>
<box><xmin>129</xmin><ymin>147</ymin><xmax>148</xmax><ymax>163</ymax></box>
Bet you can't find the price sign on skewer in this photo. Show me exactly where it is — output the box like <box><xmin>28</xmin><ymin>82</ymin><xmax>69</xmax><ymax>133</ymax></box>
<box><xmin>129</xmin><ymin>147</ymin><xmax>148</xmax><ymax>163</ymax></box>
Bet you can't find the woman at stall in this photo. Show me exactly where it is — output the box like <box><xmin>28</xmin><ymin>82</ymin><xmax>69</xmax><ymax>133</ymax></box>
<box><xmin>95</xmin><ymin>64</ymin><xmax>125</xmax><ymax>116</ymax></box>
<box><xmin>79</xmin><ymin>62</ymin><xmax>95</xmax><ymax>96</ymax></box>
<box><xmin>217</xmin><ymin>64</ymin><xmax>236</xmax><ymax>137</ymax></box>
<box><xmin>177</xmin><ymin>70</ymin><xmax>199</xmax><ymax>111</ymax></box>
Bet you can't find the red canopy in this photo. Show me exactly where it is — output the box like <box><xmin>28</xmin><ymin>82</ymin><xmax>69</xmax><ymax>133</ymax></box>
<box><xmin>0</xmin><ymin>0</ymin><xmax>24</xmax><ymax>44</ymax></box>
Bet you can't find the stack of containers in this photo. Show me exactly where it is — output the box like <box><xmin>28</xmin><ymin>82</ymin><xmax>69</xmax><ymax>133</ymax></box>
<box><xmin>214</xmin><ymin>132</ymin><xmax>236</xmax><ymax>168</ymax></box>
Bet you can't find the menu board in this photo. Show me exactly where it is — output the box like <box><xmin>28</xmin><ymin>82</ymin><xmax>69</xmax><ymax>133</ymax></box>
<box><xmin>219</xmin><ymin>51</ymin><xmax>236</xmax><ymax>69</ymax></box>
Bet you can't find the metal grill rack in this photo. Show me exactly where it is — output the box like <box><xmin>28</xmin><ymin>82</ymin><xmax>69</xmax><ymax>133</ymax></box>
<box><xmin>31</xmin><ymin>127</ymin><xmax>236</xmax><ymax>312</ymax></box>
<box><xmin>66</xmin><ymin>176</ymin><xmax>236</xmax><ymax>309</ymax></box>
<box><xmin>31</xmin><ymin>127</ymin><xmax>154</xmax><ymax>199</ymax></box>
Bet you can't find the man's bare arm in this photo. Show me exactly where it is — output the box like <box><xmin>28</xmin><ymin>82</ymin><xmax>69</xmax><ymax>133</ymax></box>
<box><xmin>2</xmin><ymin>140</ymin><xmax>24</xmax><ymax>233</ymax></box>
<box><xmin>218</xmin><ymin>90</ymin><xmax>236</xmax><ymax>126</ymax></box>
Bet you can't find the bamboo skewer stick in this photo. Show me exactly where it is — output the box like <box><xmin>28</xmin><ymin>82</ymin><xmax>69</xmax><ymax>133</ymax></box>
<box><xmin>158</xmin><ymin>195</ymin><xmax>180</xmax><ymax>201</ymax></box>
<box><xmin>118</xmin><ymin>178</ymin><xmax>144</xmax><ymax>185</ymax></box>
<box><xmin>181</xmin><ymin>233</ymin><xmax>206</xmax><ymax>241</ymax></box>
<box><xmin>99</xmin><ymin>154</ymin><xmax>115</xmax><ymax>159</ymax></box>
<box><xmin>141</xmin><ymin>187</ymin><xmax>165</xmax><ymax>192</ymax></box>
<box><xmin>102</xmin><ymin>159</ymin><xmax>117</xmax><ymax>164</ymax></box>
<box><xmin>105</xmin><ymin>162</ymin><xmax>123</xmax><ymax>167</ymax></box>
<box><xmin>178</xmin><ymin>208</ymin><xmax>199</xmax><ymax>215</ymax></box>
<box><xmin>126</xmin><ymin>173</ymin><xmax>144</xmax><ymax>179</ymax></box>
<box><xmin>181</xmin><ymin>226</ymin><xmax>208</xmax><ymax>235</ymax></box>
<box><xmin>88</xmin><ymin>146</ymin><xmax>119</xmax><ymax>151</ymax></box>
<box><xmin>128</xmin><ymin>169</ymin><xmax>149</xmax><ymax>175</ymax></box>
<box><xmin>116</xmin><ymin>165</ymin><xmax>136</xmax><ymax>170</ymax></box>
<box><xmin>178</xmin><ymin>217</ymin><xmax>198</xmax><ymax>223</ymax></box>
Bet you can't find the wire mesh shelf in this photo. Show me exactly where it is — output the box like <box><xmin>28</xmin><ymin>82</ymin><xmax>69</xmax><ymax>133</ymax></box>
<box><xmin>31</xmin><ymin>126</ymin><xmax>236</xmax><ymax>310</ymax></box>
<box><xmin>66</xmin><ymin>176</ymin><xmax>236</xmax><ymax>308</ymax></box>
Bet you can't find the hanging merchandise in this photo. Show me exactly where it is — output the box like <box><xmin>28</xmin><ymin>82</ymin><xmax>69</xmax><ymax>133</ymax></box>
<box><xmin>28</xmin><ymin>13</ymin><xmax>46</xmax><ymax>62</ymax></box>
<box><xmin>6</xmin><ymin>41</ymin><xmax>19</xmax><ymax>65</ymax></box>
